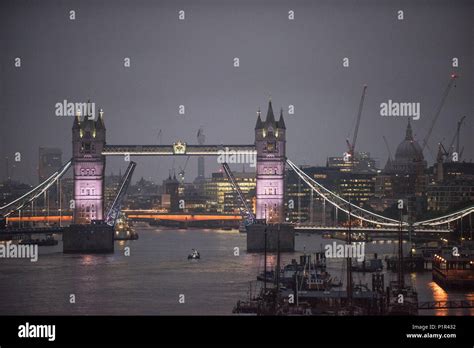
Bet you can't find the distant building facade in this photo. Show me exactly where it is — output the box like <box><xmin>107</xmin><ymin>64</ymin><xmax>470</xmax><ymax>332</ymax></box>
<box><xmin>204</xmin><ymin>170</ymin><xmax>256</xmax><ymax>213</ymax></box>
<box><xmin>427</xmin><ymin>162</ymin><xmax>474</xmax><ymax>212</ymax></box>
<box><xmin>286</xmin><ymin>166</ymin><xmax>376</xmax><ymax>224</ymax></box>
<box><xmin>38</xmin><ymin>147</ymin><xmax>63</xmax><ymax>183</ymax></box>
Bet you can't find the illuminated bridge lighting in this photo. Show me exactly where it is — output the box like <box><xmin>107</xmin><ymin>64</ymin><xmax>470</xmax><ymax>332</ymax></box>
<box><xmin>6</xmin><ymin>214</ymin><xmax>241</xmax><ymax>223</ymax></box>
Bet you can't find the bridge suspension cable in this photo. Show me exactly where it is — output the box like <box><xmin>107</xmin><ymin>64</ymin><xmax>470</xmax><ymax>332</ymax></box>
<box><xmin>0</xmin><ymin>159</ymin><xmax>72</xmax><ymax>218</ymax></box>
<box><xmin>287</xmin><ymin>159</ymin><xmax>473</xmax><ymax>229</ymax></box>
<box><xmin>287</xmin><ymin>159</ymin><xmax>406</xmax><ymax>227</ymax></box>
<box><xmin>413</xmin><ymin>205</ymin><xmax>474</xmax><ymax>227</ymax></box>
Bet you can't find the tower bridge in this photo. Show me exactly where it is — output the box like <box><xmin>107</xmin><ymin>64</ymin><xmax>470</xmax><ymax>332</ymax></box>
<box><xmin>71</xmin><ymin>99</ymin><xmax>285</xmax><ymax>225</ymax></box>
<box><xmin>1</xmin><ymin>98</ymin><xmax>472</xmax><ymax>252</ymax></box>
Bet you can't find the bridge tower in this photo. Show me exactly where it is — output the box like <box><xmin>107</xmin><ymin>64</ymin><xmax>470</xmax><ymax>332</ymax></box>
<box><xmin>72</xmin><ymin>106</ymin><xmax>106</xmax><ymax>224</ymax></box>
<box><xmin>255</xmin><ymin>99</ymin><xmax>286</xmax><ymax>223</ymax></box>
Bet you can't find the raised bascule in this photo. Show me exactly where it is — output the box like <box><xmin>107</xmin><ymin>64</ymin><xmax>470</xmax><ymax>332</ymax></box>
<box><xmin>1</xmin><ymin>98</ymin><xmax>472</xmax><ymax>253</ymax></box>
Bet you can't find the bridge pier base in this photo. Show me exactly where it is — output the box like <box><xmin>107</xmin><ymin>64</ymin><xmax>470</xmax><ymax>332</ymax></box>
<box><xmin>247</xmin><ymin>223</ymin><xmax>294</xmax><ymax>252</ymax></box>
<box><xmin>63</xmin><ymin>223</ymin><xmax>114</xmax><ymax>253</ymax></box>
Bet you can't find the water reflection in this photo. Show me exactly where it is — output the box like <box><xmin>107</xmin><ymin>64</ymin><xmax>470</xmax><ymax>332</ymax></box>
<box><xmin>80</xmin><ymin>254</ymin><xmax>96</xmax><ymax>266</ymax></box>
<box><xmin>0</xmin><ymin>228</ymin><xmax>472</xmax><ymax>315</ymax></box>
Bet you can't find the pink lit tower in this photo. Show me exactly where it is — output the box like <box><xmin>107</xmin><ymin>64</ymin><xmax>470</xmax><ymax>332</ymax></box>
<box><xmin>72</xmin><ymin>105</ymin><xmax>106</xmax><ymax>224</ymax></box>
<box><xmin>254</xmin><ymin>98</ymin><xmax>286</xmax><ymax>223</ymax></box>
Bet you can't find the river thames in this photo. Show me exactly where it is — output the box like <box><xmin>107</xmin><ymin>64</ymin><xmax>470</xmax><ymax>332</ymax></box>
<box><xmin>0</xmin><ymin>226</ymin><xmax>472</xmax><ymax>316</ymax></box>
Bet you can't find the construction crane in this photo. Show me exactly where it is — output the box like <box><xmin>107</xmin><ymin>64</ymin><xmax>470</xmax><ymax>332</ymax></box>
<box><xmin>437</xmin><ymin>142</ymin><xmax>449</xmax><ymax>162</ymax></box>
<box><xmin>346</xmin><ymin>85</ymin><xmax>368</xmax><ymax>162</ymax></box>
<box><xmin>177</xmin><ymin>156</ymin><xmax>190</xmax><ymax>183</ymax></box>
<box><xmin>407</xmin><ymin>74</ymin><xmax>459</xmax><ymax>165</ymax></box>
<box><xmin>105</xmin><ymin>161</ymin><xmax>137</xmax><ymax>226</ymax></box>
<box><xmin>383</xmin><ymin>135</ymin><xmax>393</xmax><ymax>161</ymax></box>
<box><xmin>421</xmin><ymin>74</ymin><xmax>458</xmax><ymax>153</ymax></box>
<box><xmin>177</xmin><ymin>128</ymin><xmax>204</xmax><ymax>184</ymax></box>
<box><xmin>447</xmin><ymin>115</ymin><xmax>466</xmax><ymax>161</ymax></box>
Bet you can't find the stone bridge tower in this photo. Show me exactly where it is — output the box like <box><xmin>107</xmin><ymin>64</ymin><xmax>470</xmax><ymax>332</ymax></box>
<box><xmin>72</xmin><ymin>106</ymin><xmax>106</xmax><ymax>224</ymax></box>
<box><xmin>254</xmin><ymin>99</ymin><xmax>286</xmax><ymax>223</ymax></box>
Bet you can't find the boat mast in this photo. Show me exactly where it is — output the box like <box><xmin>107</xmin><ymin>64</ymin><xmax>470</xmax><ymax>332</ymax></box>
<box><xmin>275</xmin><ymin>225</ymin><xmax>281</xmax><ymax>312</ymax></box>
<box><xmin>398</xmin><ymin>205</ymin><xmax>404</xmax><ymax>288</ymax></box>
<box><xmin>347</xmin><ymin>202</ymin><xmax>353</xmax><ymax>312</ymax></box>
<box><xmin>276</xmin><ymin>225</ymin><xmax>281</xmax><ymax>293</ymax></box>
<box><xmin>264</xmin><ymin>227</ymin><xmax>267</xmax><ymax>292</ymax></box>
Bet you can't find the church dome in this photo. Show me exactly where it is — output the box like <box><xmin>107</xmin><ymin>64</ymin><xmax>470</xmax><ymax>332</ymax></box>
<box><xmin>395</xmin><ymin>139</ymin><xmax>423</xmax><ymax>163</ymax></box>
<box><xmin>384</xmin><ymin>120</ymin><xmax>426</xmax><ymax>174</ymax></box>
<box><xmin>394</xmin><ymin>120</ymin><xmax>424</xmax><ymax>163</ymax></box>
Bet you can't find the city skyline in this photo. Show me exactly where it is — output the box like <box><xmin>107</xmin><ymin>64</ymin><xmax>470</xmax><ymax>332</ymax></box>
<box><xmin>0</xmin><ymin>1</ymin><xmax>473</xmax><ymax>339</ymax></box>
<box><xmin>1</xmin><ymin>0</ymin><xmax>473</xmax><ymax>185</ymax></box>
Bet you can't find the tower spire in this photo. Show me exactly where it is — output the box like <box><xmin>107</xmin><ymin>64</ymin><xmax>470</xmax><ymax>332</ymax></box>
<box><xmin>255</xmin><ymin>107</ymin><xmax>263</xmax><ymax>129</ymax></box>
<box><xmin>265</xmin><ymin>97</ymin><xmax>275</xmax><ymax>125</ymax></box>
<box><xmin>405</xmin><ymin>118</ymin><xmax>413</xmax><ymax>140</ymax></box>
<box><xmin>97</xmin><ymin>107</ymin><xmax>105</xmax><ymax>128</ymax></box>
<box><xmin>73</xmin><ymin>111</ymin><xmax>81</xmax><ymax>129</ymax></box>
<box><xmin>277</xmin><ymin>107</ymin><xmax>286</xmax><ymax>129</ymax></box>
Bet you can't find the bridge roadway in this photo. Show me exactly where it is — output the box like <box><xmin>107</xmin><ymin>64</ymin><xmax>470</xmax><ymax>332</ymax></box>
<box><xmin>102</xmin><ymin>144</ymin><xmax>256</xmax><ymax>156</ymax></box>
<box><xmin>1</xmin><ymin>226</ymin><xmax>66</xmax><ymax>235</ymax></box>
<box><xmin>295</xmin><ymin>225</ymin><xmax>452</xmax><ymax>234</ymax></box>
<box><xmin>5</xmin><ymin>211</ymin><xmax>452</xmax><ymax>233</ymax></box>
<box><xmin>2</xmin><ymin>222</ymin><xmax>451</xmax><ymax>235</ymax></box>
<box><xmin>418</xmin><ymin>300</ymin><xmax>474</xmax><ymax>310</ymax></box>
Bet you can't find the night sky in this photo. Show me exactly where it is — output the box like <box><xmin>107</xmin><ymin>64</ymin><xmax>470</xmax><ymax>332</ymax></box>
<box><xmin>1</xmin><ymin>0</ymin><xmax>472</xmax><ymax>185</ymax></box>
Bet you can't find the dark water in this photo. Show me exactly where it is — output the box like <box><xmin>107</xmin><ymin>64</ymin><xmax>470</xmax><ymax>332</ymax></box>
<box><xmin>0</xmin><ymin>227</ymin><xmax>472</xmax><ymax>315</ymax></box>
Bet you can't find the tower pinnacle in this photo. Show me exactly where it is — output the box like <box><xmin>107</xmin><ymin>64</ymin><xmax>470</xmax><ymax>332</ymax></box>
<box><xmin>277</xmin><ymin>107</ymin><xmax>286</xmax><ymax>129</ymax></box>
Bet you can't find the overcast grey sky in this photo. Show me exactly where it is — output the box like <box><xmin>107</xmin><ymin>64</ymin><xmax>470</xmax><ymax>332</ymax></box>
<box><xmin>1</xmin><ymin>0</ymin><xmax>473</xmax><ymax>185</ymax></box>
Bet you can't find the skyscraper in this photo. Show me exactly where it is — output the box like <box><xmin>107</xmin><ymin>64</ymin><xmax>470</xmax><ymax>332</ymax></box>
<box><xmin>196</xmin><ymin>127</ymin><xmax>205</xmax><ymax>181</ymax></box>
